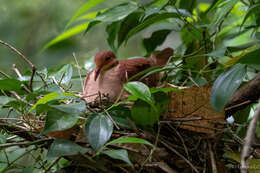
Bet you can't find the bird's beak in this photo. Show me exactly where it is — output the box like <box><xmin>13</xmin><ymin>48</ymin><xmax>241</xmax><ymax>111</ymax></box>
<box><xmin>94</xmin><ymin>67</ymin><xmax>101</xmax><ymax>81</ymax></box>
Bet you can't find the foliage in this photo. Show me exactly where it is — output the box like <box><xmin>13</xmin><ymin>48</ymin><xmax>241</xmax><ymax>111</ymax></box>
<box><xmin>0</xmin><ymin>0</ymin><xmax>260</xmax><ymax>172</ymax></box>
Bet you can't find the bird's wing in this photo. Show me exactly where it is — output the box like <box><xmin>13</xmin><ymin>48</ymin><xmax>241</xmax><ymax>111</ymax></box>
<box><xmin>119</xmin><ymin>58</ymin><xmax>154</xmax><ymax>79</ymax></box>
<box><xmin>152</xmin><ymin>47</ymin><xmax>174</xmax><ymax>66</ymax></box>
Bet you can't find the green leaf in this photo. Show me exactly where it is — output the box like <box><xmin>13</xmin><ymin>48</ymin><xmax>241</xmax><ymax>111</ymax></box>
<box><xmin>102</xmin><ymin>149</ymin><xmax>133</xmax><ymax>167</ymax></box>
<box><xmin>131</xmin><ymin>99</ymin><xmax>159</xmax><ymax>126</ymax></box>
<box><xmin>142</xmin><ymin>29</ymin><xmax>172</xmax><ymax>54</ymax></box>
<box><xmin>179</xmin><ymin>0</ymin><xmax>197</xmax><ymax>13</ymax></box>
<box><xmin>124</xmin><ymin>81</ymin><xmax>154</xmax><ymax>105</ymax></box>
<box><xmin>241</xmin><ymin>3</ymin><xmax>260</xmax><ymax>28</ymax></box>
<box><xmin>108</xmin><ymin>105</ymin><xmax>131</xmax><ymax>129</ymax></box>
<box><xmin>47</xmin><ymin>139</ymin><xmax>88</xmax><ymax>158</ymax></box>
<box><xmin>42</xmin><ymin>22</ymin><xmax>89</xmax><ymax>51</ymax></box>
<box><xmin>65</xmin><ymin>0</ymin><xmax>104</xmax><ymax>29</ymax></box>
<box><xmin>238</xmin><ymin>48</ymin><xmax>260</xmax><ymax>65</ymax></box>
<box><xmin>150</xmin><ymin>87</ymin><xmax>181</xmax><ymax>93</ymax></box>
<box><xmin>29</xmin><ymin>92</ymin><xmax>76</xmax><ymax>112</ymax></box>
<box><xmin>0</xmin><ymin>79</ymin><xmax>23</xmax><ymax>92</ymax></box>
<box><xmin>94</xmin><ymin>2</ymin><xmax>138</xmax><ymax>22</ymax></box>
<box><xmin>21</xmin><ymin>165</ymin><xmax>34</xmax><ymax>173</ymax></box>
<box><xmin>210</xmin><ymin>64</ymin><xmax>246</xmax><ymax>112</ymax></box>
<box><xmin>49</xmin><ymin>101</ymin><xmax>86</xmax><ymax>115</ymax></box>
<box><xmin>29</xmin><ymin>92</ymin><xmax>60</xmax><ymax>112</ymax></box>
<box><xmin>41</xmin><ymin>108</ymin><xmax>78</xmax><ymax>135</ymax></box>
<box><xmin>85</xmin><ymin>113</ymin><xmax>113</xmax><ymax>151</ymax></box>
<box><xmin>106</xmin><ymin>21</ymin><xmax>121</xmax><ymax>52</ymax></box>
<box><xmin>49</xmin><ymin>64</ymin><xmax>73</xmax><ymax>85</ymax></box>
<box><xmin>106</xmin><ymin>136</ymin><xmax>153</xmax><ymax>147</ymax></box>
<box><xmin>125</xmin><ymin>12</ymin><xmax>179</xmax><ymax>43</ymax></box>
<box><xmin>0</xmin><ymin>96</ymin><xmax>16</xmax><ymax>108</ymax></box>
<box><xmin>117</xmin><ymin>11</ymin><xmax>144</xmax><ymax>48</ymax></box>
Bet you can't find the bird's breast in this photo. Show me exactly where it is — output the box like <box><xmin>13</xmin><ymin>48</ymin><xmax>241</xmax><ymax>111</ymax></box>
<box><xmin>84</xmin><ymin>65</ymin><xmax>125</xmax><ymax>103</ymax></box>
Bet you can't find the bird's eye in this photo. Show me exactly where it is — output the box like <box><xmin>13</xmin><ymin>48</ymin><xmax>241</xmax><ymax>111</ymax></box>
<box><xmin>105</xmin><ymin>56</ymin><xmax>111</xmax><ymax>61</ymax></box>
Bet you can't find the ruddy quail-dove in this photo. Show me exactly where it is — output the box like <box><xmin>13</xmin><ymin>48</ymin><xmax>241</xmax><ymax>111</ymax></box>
<box><xmin>82</xmin><ymin>48</ymin><xmax>173</xmax><ymax>103</ymax></box>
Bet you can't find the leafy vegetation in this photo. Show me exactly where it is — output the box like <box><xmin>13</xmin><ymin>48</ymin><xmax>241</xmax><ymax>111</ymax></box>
<box><xmin>0</xmin><ymin>0</ymin><xmax>260</xmax><ymax>172</ymax></box>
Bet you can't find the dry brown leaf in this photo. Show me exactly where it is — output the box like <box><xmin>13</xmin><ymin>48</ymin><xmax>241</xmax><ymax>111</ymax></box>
<box><xmin>165</xmin><ymin>83</ymin><xmax>225</xmax><ymax>134</ymax></box>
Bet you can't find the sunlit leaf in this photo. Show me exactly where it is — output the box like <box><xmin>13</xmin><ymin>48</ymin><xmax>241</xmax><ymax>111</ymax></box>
<box><xmin>241</xmin><ymin>3</ymin><xmax>260</xmax><ymax>28</ymax></box>
<box><xmin>210</xmin><ymin>64</ymin><xmax>246</xmax><ymax>112</ymax></box>
<box><xmin>124</xmin><ymin>81</ymin><xmax>154</xmax><ymax>106</ymax></box>
<box><xmin>125</xmin><ymin>12</ymin><xmax>180</xmax><ymax>43</ymax></box>
<box><xmin>85</xmin><ymin>113</ymin><xmax>113</xmax><ymax>151</ymax></box>
<box><xmin>102</xmin><ymin>149</ymin><xmax>133</xmax><ymax>167</ymax></box>
<box><xmin>42</xmin><ymin>22</ymin><xmax>89</xmax><ymax>51</ymax></box>
<box><xmin>106</xmin><ymin>136</ymin><xmax>153</xmax><ymax>147</ymax></box>
<box><xmin>47</xmin><ymin>139</ymin><xmax>88</xmax><ymax>158</ymax></box>
<box><xmin>65</xmin><ymin>0</ymin><xmax>104</xmax><ymax>29</ymax></box>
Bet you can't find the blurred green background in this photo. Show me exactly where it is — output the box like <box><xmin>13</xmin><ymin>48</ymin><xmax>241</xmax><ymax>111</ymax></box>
<box><xmin>0</xmin><ymin>0</ymin><xmax>179</xmax><ymax>76</ymax></box>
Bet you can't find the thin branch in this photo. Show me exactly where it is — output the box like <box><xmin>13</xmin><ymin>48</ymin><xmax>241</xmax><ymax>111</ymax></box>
<box><xmin>73</xmin><ymin>52</ymin><xmax>84</xmax><ymax>93</ymax></box>
<box><xmin>0</xmin><ymin>138</ymin><xmax>53</xmax><ymax>149</ymax></box>
<box><xmin>0</xmin><ymin>39</ymin><xmax>36</xmax><ymax>92</ymax></box>
<box><xmin>241</xmin><ymin>100</ymin><xmax>260</xmax><ymax>173</ymax></box>
<box><xmin>12</xmin><ymin>64</ymin><xmax>22</xmax><ymax>78</ymax></box>
<box><xmin>104</xmin><ymin>109</ymin><xmax>120</xmax><ymax>130</ymax></box>
<box><xmin>44</xmin><ymin>157</ymin><xmax>61</xmax><ymax>173</ymax></box>
<box><xmin>10</xmin><ymin>91</ymin><xmax>34</xmax><ymax>106</ymax></box>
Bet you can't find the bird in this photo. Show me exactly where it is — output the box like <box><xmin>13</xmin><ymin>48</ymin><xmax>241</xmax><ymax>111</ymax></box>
<box><xmin>81</xmin><ymin>48</ymin><xmax>173</xmax><ymax>104</ymax></box>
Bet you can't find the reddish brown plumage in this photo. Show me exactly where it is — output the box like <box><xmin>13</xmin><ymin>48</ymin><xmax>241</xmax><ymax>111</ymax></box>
<box><xmin>82</xmin><ymin>48</ymin><xmax>173</xmax><ymax>103</ymax></box>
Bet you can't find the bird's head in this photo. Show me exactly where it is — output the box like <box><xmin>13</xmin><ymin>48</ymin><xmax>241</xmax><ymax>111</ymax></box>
<box><xmin>94</xmin><ymin>50</ymin><xmax>117</xmax><ymax>81</ymax></box>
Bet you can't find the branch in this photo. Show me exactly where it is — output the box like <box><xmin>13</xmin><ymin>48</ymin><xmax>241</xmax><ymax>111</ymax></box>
<box><xmin>241</xmin><ymin>99</ymin><xmax>260</xmax><ymax>173</ymax></box>
<box><xmin>0</xmin><ymin>39</ymin><xmax>37</xmax><ymax>92</ymax></box>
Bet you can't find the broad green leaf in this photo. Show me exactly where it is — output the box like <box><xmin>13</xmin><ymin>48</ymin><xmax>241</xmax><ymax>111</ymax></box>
<box><xmin>106</xmin><ymin>136</ymin><xmax>153</xmax><ymax>147</ymax></box>
<box><xmin>150</xmin><ymin>87</ymin><xmax>181</xmax><ymax>93</ymax></box>
<box><xmin>238</xmin><ymin>48</ymin><xmax>260</xmax><ymax>65</ymax></box>
<box><xmin>21</xmin><ymin>165</ymin><xmax>34</xmax><ymax>173</ymax></box>
<box><xmin>65</xmin><ymin>0</ymin><xmax>104</xmax><ymax>29</ymax></box>
<box><xmin>125</xmin><ymin>12</ymin><xmax>179</xmax><ymax>42</ymax></box>
<box><xmin>241</xmin><ymin>3</ymin><xmax>260</xmax><ymax>28</ymax></box>
<box><xmin>49</xmin><ymin>64</ymin><xmax>73</xmax><ymax>85</ymax></box>
<box><xmin>106</xmin><ymin>21</ymin><xmax>121</xmax><ymax>52</ymax></box>
<box><xmin>142</xmin><ymin>29</ymin><xmax>172</xmax><ymax>54</ymax></box>
<box><xmin>117</xmin><ymin>11</ymin><xmax>144</xmax><ymax>48</ymax></box>
<box><xmin>227</xmin><ymin>41</ymin><xmax>259</xmax><ymax>52</ymax></box>
<box><xmin>0</xmin><ymin>96</ymin><xmax>16</xmax><ymax>108</ymax></box>
<box><xmin>41</xmin><ymin>108</ymin><xmax>78</xmax><ymax>135</ymax></box>
<box><xmin>29</xmin><ymin>92</ymin><xmax>60</xmax><ymax>112</ymax></box>
<box><xmin>0</xmin><ymin>133</ymin><xmax>7</xmax><ymax>144</ymax></box>
<box><xmin>47</xmin><ymin>139</ymin><xmax>88</xmax><ymax>158</ymax></box>
<box><xmin>205</xmin><ymin>48</ymin><xmax>226</xmax><ymax>58</ymax></box>
<box><xmin>49</xmin><ymin>101</ymin><xmax>86</xmax><ymax>115</ymax></box>
<box><xmin>29</xmin><ymin>92</ymin><xmax>76</xmax><ymax>112</ymax></box>
<box><xmin>131</xmin><ymin>92</ymin><xmax>169</xmax><ymax>126</ymax></box>
<box><xmin>42</xmin><ymin>22</ymin><xmax>89</xmax><ymax>50</ymax></box>
<box><xmin>131</xmin><ymin>100</ymin><xmax>158</xmax><ymax>126</ymax></box>
<box><xmin>0</xmin><ymin>79</ymin><xmax>23</xmax><ymax>92</ymax></box>
<box><xmin>210</xmin><ymin>64</ymin><xmax>246</xmax><ymax>112</ymax></box>
<box><xmin>124</xmin><ymin>81</ymin><xmax>154</xmax><ymax>105</ymax></box>
<box><xmin>108</xmin><ymin>105</ymin><xmax>131</xmax><ymax>129</ymax></box>
<box><xmin>210</xmin><ymin>0</ymin><xmax>239</xmax><ymax>29</ymax></box>
<box><xmin>85</xmin><ymin>113</ymin><xmax>113</xmax><ymax>151</ymax></box>
<box><xmin>93</xmin><ymin>2</ymin><xmax>138</xmax><ymax>22</ymax></box>
<box><xmin>179</xmin><ymin>0</ymin><xmax>197</xmax><ymax>13</ymax></box>
<box><xmin>102</xmin><ymin>149</ymin><xmax>133</xmax><ymax>167</ymax></box>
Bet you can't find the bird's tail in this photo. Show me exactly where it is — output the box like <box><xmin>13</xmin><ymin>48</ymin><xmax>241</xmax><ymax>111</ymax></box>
<box><xmin>153</xmin><ymin>47</ymin><xmax>174</xmax><ymax>66</ymax></box>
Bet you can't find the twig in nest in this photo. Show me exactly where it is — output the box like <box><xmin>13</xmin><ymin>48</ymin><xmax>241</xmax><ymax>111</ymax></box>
<box><xmin>241</xmin><ymin>99</ymin><xmax>260</xmax><ymax>173</ymax></box>
<box><xmin>10</xmin><ymin>91</ymin><xmax>33</xmax><ymax>106</ymax></box>
<box><xmin>160</xmin><ymin>139</ymin><xmax>199</xmax><ymax>173</ymax></box>
<box><xmin>0</xmin><ymin>39</ymin><xmax>37</xmax><ymax>92</ymax></box>
<box><xmin>73</xmin><ymin>52</ymin><xmax>84</xmax><ymax>93</ymax></box>
<box><xmin>208</xmin><ymin>141</ymin><xmax>217</xmax><ymax>173</ymax></box>
<box><xmin>104</xmin><ymin>109</ymin><xmax>120</xmax><ymax>130</ymax></box>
